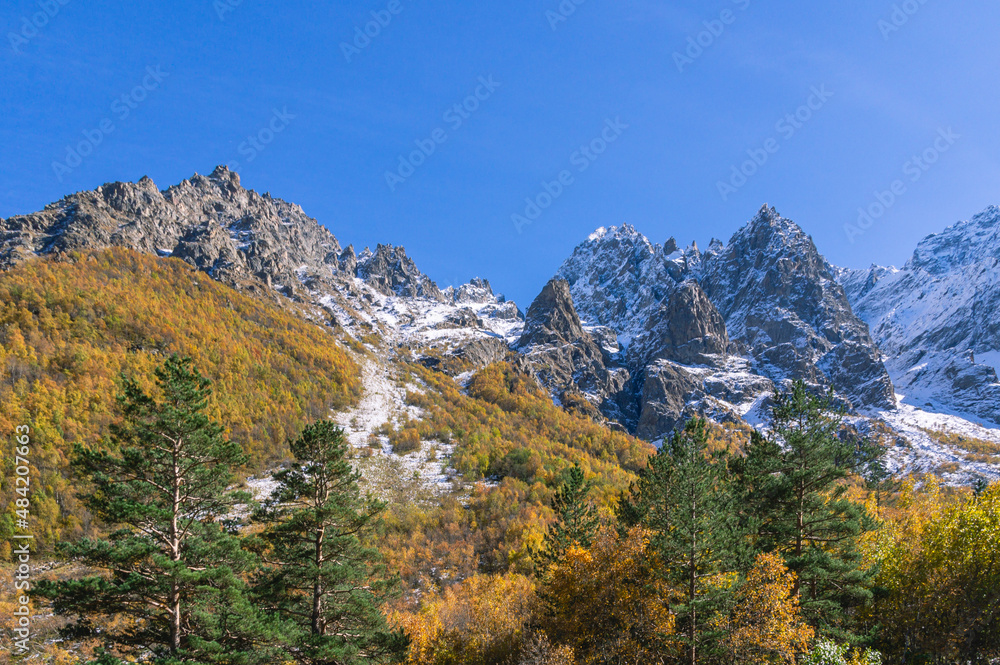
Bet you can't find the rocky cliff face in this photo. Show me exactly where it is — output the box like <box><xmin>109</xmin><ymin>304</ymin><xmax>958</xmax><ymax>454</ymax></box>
<box><xmin>533</xmin><ymin>206</ymin><xmax>894</xmax><ymax>439</ymax></box>
<box><xmin>698</xmin><ymin>206</ymin><xmax>895</xmax><ymax>410</ymax></box>
<box><xmin>839</xmin><ymin>205</ymin><xmax>1000</xmax><ymax>425</ymax></box>
<box><xmin>0</xmin><ymin>167</ymin><xmax>521</xmax><ymax>354</ymax></box>
<box><xmin>1</xmin><ymin>168</ymin><xmax>342</xmax><ymax>296</ymax></box>
<box><xmin>516</xmin><ymin>279</ymin><xmax>627</xmax><ymax>412</ymax></box>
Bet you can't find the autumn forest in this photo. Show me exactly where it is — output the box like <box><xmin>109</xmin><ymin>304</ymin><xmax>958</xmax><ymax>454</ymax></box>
<box><xmin>1</xmin><ymin>250</ymin><xmax>998</xmax><ymax>665</ymax></box>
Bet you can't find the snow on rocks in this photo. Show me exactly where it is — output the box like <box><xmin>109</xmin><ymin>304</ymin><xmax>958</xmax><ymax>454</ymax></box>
<box><xmin>334</xmin><ymin>358</ymin><xmax>464</xmax><ymax>501</ymax></box>
<box><xmin>872</xmin><ymin>396</ymin><xmax>1000</xmax><ymax>484</ymax></box>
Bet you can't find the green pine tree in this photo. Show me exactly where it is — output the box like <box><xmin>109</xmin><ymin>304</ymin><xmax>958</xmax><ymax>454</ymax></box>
<box><xmin>253</xmin><ymin>420</ymin><xmax>406</xmax><ymax>665</ymax></box>
<box><xmin>623</xmin><ymin>418</ymin><xmax>738</xmax><ymax>665</ymax></box>
<box><xmin>735</xmin><ymin>380</ymin><xmax>883</xmax><ymax>639</ymax></box>
<box><xmin>37</xmin><ymin>355</ymin><xmax>281</xmax><ymax>665</ymax></box>
<box><xmin>536</xmin><ymin>463</ymin><xmax>599</xmax><ymax>573</ymax></box>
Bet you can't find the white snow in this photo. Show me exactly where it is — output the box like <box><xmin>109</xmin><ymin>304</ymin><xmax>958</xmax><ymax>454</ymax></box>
<box><xmin>333</xmin><ymin>359</ymin><xmax>463</xmax><ymax>498</ymax></box>
<box><xmin>873</xmin><ymin>396</ymin><xmax>1000</xmax><ymax>483</ymax></box>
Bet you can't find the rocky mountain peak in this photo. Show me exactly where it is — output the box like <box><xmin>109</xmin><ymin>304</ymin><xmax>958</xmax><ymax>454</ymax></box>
<box><xmin>454</xmin><ymin>277</ymin><xmax>495</xmax><ymax>304</ymax></box>
<box><xmin>908</xmin><ymin>205</ymin><xmax>1000</xmax><ymax>275</ymax></box>
<box><xmin>516</xmin><ymin>278</ymin><xmax>627</xmax><ymax>413</ymax></box>
<box><xmin>518</xmin><ymin>279</ymin><xmax>586</xmax><ymax>348</ymax></box>
<box><xmin>357</xmin><ymin>244</ymin><xmax>444</xmax><ymax>301</ymax></box>
<box><xmin>699</xmin><ymin>207</ymin><xmax>894</xmax><ymax>409</ymax></box>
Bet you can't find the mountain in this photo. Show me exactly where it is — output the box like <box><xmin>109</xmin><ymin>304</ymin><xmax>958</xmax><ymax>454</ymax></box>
<box><xmin>0</xmin><ymin>166</ymin><xmax>523</xmax><ymax>362</ymax></box>
<box><xmin>697</xmin><ymin>206</ymin><xmax>895</xmax><ymax>411</ymax></box>
<box><xmin>3</xmin><ymin>169</ymin><xmax>998</xmax><ymax>483</ymax></box>
<box><xmin>839</xmin><ymin>205</ymin><xmax>1000</xmax><ymax>426</ymax></box>
<box><xmin>535</xmin><ymin>206</ymin><xmax>893</xmax><ymax>440</ymax></box>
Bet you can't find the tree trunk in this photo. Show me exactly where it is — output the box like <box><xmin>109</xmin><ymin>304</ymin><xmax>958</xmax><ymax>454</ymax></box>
<box><xmin>690</xmin><ymin>496</ymin><xmax>697</xmax><ymax>665</ymax></box>
<box><xmin>312</xmin><ymin>525</ymin><xmax>325</xmax><ymax>635</ymax></box>
<box><xmin>171</xmin><ymin>438</ymin><xmax>183</xmax><ymax>654</ymax></box>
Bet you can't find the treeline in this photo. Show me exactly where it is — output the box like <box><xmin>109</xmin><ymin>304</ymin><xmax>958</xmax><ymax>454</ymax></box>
<box><xmin>0</xmin><ymin>249</ymin><xmax>360</xmax><ymax>552</ymax></box>
<box><xmin>25</xmin><ymin>356</ymin><xmax>1000</xmax><ymax>665</ymax></box>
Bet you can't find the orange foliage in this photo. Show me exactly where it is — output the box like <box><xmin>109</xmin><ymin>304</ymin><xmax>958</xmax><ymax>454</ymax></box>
<box><xmin>544</xmin><ymin>526</ymin><xmax>677</xmax><ymax>664</ymax></box>
<box><xmin>716</xmin><ymin>553</ymin><xmax>814</xmax><ymax>664</ymax></box>
<box><xmin>391</xmin><ymin>572</ymin><xmax>538</xmax><ymax>665</ymax></box>
<box><xmin>0</xmin><ymin>249</ymin><xmax>360</xmax><ymax>551</ymax></box>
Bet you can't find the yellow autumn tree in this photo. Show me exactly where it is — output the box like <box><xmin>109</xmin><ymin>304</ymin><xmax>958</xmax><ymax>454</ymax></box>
<box><xmin>543</xmin><ymin>525</ymin><xmax>677</xmax><ymax>664</ymax></box>
<box><xmin>864</xmin><ymin>480</ymin><xmax>1000</xmax><ymax>662</ymax></box>
<box><xmin>391</xmin><ymin>572</ymin><xmax>538</xmax><ymax>665</ymax></box>
<box><xmin>717</xmin><ymin>552</ymin><xmax>814</xmax><ymax>664</ymax></box>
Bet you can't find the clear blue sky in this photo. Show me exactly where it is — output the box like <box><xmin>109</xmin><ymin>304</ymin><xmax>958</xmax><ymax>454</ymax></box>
<box><xmin>2</xmin><ymin>0</ymin><xmax>999</xmax><ymax>307</ymax></box>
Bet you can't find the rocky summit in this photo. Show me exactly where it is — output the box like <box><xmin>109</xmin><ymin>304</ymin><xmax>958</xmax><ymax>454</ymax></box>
<box><xmin>3</xmin><ymin>169</ymin><xmax>1000</xmax><ymax>481</ymax></box>
<box><xmin>531</xmin><ymin>205</ymin><xmax>893</xmax><ymax>440</ymax></box>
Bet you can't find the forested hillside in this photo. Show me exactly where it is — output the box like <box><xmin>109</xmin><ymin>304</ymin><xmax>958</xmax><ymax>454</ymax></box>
<box><xmin>1</xmin><ymin>250</ymin><xmax>998</xmax><ymax>665</ymax></box>
<box><xmin>0</xmin><ymin>249</ymin><xmax>360</xmax><ymax>551</ymax></box>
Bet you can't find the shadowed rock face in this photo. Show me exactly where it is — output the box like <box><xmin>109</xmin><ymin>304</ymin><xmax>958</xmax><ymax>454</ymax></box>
<box><xmin>517</xmin><ymin>279</ymin><xmax>629</xmax><ymax>414</ymax></box>
<box><xmin>628</xmin><ymin>280</ymin><xmax>729</xmax><ymax>368</ymax></box>
<box><xmin>699</xmin><ymin>206</ymin><xmax>895</xmax><ymax>410</ymax></box>
<box><xmin>518</xmin><ymin>279</ymin><xmax>587</xmax><ymax>348</ymax></box>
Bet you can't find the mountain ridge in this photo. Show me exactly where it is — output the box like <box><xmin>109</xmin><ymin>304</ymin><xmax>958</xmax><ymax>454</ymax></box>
<box><xmin>3</xmin><ymin>168</ymin><xmax>999</xmax><ymax>482</ymax></box>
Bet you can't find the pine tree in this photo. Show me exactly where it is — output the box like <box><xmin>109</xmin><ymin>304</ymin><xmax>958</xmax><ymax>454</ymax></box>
<box><xmin>622</xmin><ymin>418</ymin><xmax>738</xmax><ymax>665</ymax></box>
<box><xmin>254</xmin><ymin>420</ymin><xmax>406</xmax><ymax>665</ymax></box>
<box><xmin>37</xmin><ymin>355</ymin><xmax>280</xmax><ymax>664</ymax></box>
<box><xmin>735</xmin><ymin>381</ymin><xmax>882</xmax><ymax>638</ymax></box>
<box><xmin>536</xmin><ymin>464</ymin><xmax>599</xmax><ymax>573</ymax></box>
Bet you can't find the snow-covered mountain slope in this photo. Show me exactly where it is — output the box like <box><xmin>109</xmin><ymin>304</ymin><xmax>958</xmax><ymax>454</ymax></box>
<box><xmin>699</xmin><ymin>206</ymin><xmax>895</xmax><ymax>410</ymax></box>
<box><xmin>839</xmin><ymin>205</ymin><xmax>1000</xmax><ymax>427</ymax></box>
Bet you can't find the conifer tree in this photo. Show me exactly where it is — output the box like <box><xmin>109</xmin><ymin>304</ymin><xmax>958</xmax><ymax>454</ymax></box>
<box><xmin>622</xmin><ymin>418</ymin><xmax>738</xmax><ymax>665</ymax></box>
<box><xmin>536</xmin><ymin>464</ymin><xmax>599</xmax><ymax>573</ymax></box>
<box><xmin>38</xmin><ymin>355</ymin><xmax>280</xmax><ymax>664</ymax></box>
<box><xmin>254</xmin><ymin>420</ymin><xmax>406</xmax><ymax>665</ymax></box>
<box><xmin>735</xmin><ymin>381</ymin><xmax>883</xmax><ymax>638</ymax></box>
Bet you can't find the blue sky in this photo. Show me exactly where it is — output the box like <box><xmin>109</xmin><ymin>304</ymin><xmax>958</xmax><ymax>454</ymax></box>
<box><xmin>2</xmin><ymin>0</ymin><xmax>998</xmax><ymax>307</ymax></box>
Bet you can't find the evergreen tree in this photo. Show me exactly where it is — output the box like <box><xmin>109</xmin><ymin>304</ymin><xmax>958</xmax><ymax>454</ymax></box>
<box><xmin>536</xmin><ymin>464</ymin><xmax>599</xmax><ymax>573</ymax></box>
<box><xmin>622</xmin><ymin>418</ymin><xmax>738</xmax><ymax>665</ymax></box>
<box><xmin>254</xmin><ymin>420</ymin><xmax>406</xmax><ymax>665</ymax></box>
<box><xmin>37</xmin><ymin>355</ymin><xmax>280</xmax><ymax>664</ymax></box>
<box><xmin>735</xmin><ymin>381</ymin><xmax>882</xmax><ymax>639</ymax></box>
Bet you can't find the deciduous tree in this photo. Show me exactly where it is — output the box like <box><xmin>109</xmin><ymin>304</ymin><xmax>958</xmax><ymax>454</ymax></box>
<box><xmin>716</xmin><ymin>552</ymin><xmax>813</xmax><ymax>664</ymax></box>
